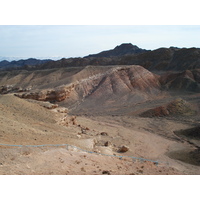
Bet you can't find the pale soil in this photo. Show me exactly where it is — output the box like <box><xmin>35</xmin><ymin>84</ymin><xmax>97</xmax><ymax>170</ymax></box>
<box><xmin>0</xmin><ymin>94</ymin><xmax>199</xmax><ymax>175</ymax></box>
<box><xmin>0</xmin><ymin>146</ymin><xmax>179</xmax><ymax>175</ymax></box>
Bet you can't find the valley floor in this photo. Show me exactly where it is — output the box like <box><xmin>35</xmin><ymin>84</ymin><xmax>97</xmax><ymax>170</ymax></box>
<box><xmin>0</xmin><ymin>94</ymin><xmax>199</xmax><ymax>175</ymax></box>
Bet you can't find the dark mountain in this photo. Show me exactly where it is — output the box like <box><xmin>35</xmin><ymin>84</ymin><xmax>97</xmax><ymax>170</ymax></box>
<box><xmin>0</xmin><ymin>60</ymin><xmax>10</xmax><ymax>66</ymax></box>
<box><xmin>0</xmin><ymin>58</ymin><xmax>52</xmax><ymax>70</ymax></box>
<box><xmin>1</xmin><ymin>43</ymin><xmax>200</xmax><ymax>72</ymax></box>
<box><xmin>85</xmin><ymin>43</ymin><xmax>148</xmax><ymax>58</ymax></box>
<box><xmin>119</xmin><ymin>47</ymin><xmax>200</xmax><ymax>71</ymax></box>
<box><xmin>36</xmin><ymin>46</ymin><xmax>200</xmax><ymax>71</ymax></box>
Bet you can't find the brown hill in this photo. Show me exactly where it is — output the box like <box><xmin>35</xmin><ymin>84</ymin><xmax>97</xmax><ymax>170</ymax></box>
<box><xmin>13</xmin><ymin>65</ymin><xmax>162</xmax><ymax>114</ymax></box>
<box><xmin>160</xmin><ymin>69</ymin><xmax>200</xmax><ymax>92</ymax></box>
<box><xmin>140</xmin><ymin>98</ymin><xmax>197</xmax><ymax>118</ymax></box>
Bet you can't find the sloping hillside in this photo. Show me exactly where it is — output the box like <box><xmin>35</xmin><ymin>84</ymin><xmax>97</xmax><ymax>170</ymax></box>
<box><xmin>10</xmin><ymin>65</ymin><xmax>163</xmax><ymax>114</ymax></box>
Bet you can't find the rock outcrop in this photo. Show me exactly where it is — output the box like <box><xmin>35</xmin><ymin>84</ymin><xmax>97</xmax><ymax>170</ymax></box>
<box><xmin>15</xmin><ymin>84</ymin><xmax>75</xmax><ymax>102</ymax></box>
<box><xmin>118</xmin><ymin>145</ymin><xmax>129</xmax><ymax>153</ymax></box>
<box><xmin>0</xmin><ymin>85</ymin><xmax>29</xmax><ymax>94</ymax></box>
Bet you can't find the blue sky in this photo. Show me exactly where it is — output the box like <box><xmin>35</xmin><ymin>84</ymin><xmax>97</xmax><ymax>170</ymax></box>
<box><xmin>0</xmin><ymin>25</ymin><xmax>200</xmax><ymax>60</ymax></box>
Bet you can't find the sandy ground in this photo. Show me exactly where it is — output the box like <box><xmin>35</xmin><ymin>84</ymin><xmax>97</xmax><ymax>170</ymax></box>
<box><xmin>0</xmin><ymin>146</ymin><xmax>179</xmax><ymax>175</ymax></box>
<box><xmin>0</xmin><ymin>94</ymin><xmax>199</xmax><ymax>175</ymax></box>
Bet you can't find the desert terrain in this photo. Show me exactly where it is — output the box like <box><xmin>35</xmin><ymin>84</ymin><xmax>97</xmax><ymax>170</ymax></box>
<box><xmin>0</xmin><ymin>62</ymin><xmax>199</xmax><ymax>175</ymax></box>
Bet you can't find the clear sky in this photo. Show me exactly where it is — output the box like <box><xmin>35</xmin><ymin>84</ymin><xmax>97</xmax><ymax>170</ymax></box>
<box><xmin>0</xmin><ymin>25</ymin><xmax>200</xmax><ymax>60</ymax></box>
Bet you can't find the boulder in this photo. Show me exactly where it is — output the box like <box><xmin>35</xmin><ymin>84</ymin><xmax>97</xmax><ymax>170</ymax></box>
<box><xmin>118</xmin><ymin>145</ymin><xmax>129</xmax><ymax>153</ymax></box>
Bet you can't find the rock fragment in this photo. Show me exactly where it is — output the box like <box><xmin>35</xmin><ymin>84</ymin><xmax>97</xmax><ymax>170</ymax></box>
<box><xmin>118</xmin><ymin>145</ymin><xmax>129</xmax><ymax>153</ymax></box>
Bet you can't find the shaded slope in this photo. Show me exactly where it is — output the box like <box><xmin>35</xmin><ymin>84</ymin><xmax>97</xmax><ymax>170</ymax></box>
<box><xmin>160</xmin><ymin>69</ymin><xmax>200</xmax><ymax>92</ymax></box>
<box><xmin>140</xmin><ymin>98</ymin><xmax>197</xmax><ymax>118</ymax></box>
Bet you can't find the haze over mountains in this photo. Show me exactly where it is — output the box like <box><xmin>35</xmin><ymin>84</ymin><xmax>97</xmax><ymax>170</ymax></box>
<box><xmin>0</xmin><ymin>56</ymin><xmax>63</xmax><ymax>62</ymax></box>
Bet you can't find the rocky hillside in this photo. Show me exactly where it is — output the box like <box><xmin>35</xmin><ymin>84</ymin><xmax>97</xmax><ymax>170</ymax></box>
<box><xmin>1</xmin><ymin>64</ymin><xmax>200</xmax><ymax>115</ymax></box>
<box><xmin>8</xmin><ymin>65</ymin><xmax>161</xmax><ymax>113</ymax></box>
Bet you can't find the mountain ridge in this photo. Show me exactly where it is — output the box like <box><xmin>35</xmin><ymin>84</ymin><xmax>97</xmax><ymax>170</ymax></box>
<box><xmin>1</xmin><ymin>43</ymin><xmax>200</xmax><ymax>71</ymax></box>
<box><xmin>84</xmin><ymin>43</ymin><xmax>148</xmax><ymax>58</ymax></box>
<box><xmin>0</xmin><ymin>58</ymin><xmax>52</xmax><ymax>70</ymax></box>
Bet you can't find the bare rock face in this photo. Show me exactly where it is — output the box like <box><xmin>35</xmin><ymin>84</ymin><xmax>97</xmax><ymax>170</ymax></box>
<box><xmin>53</xmin><ymin>107</ymin><xmax>68</xmax><ymax>113</ymax></box>
<box><xmin>26</xmin><ymin>100</ymin><xmax>59</xmax><ymax>109</ymax></box>
<box><xmin>0</xmin><ymin>85</ymin><xmax>27</xmax><ymax>94</ymax></box>
<box><xmin>140</xmin><ymin>98</ymin><xmax>196</xmax><ymax>118</ymax></box>
<box><xmin>15</xmin><ymin>84</ymin><xmax>75</xmax><ymax>102</ymax></box>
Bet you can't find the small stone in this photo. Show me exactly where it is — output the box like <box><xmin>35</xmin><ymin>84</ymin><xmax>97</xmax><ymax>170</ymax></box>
<box><xmin>81</xmin><ymin>129</ymin><xmax>87</xmax><ymax>134</ymax></box>
<box><xmin>104</xmin><ymin>141</ymin><xmax>110</xmax><ymax>146</ymax></box>
<box><xmin>81</xmin><ymin>167</ymin><xmax>86</xmax><ymax>172</ymax></box>
<box><xmin>100</xmin><ymin>132</ymin><xmax>108</xmax><ymax>136</ymax></box>
<box><xmin>72</xmin><ymin>121</ymin><xmax>77</xmax><ymax>125</ymax></box>
<box><xmin>118</xmin><ymin>145</ymin><xmax>129</xmax><ymax>153</ymax></box>
<box><xmin>102</xmin><ymin>170</ymin><xmax>111</xmax><ymax>175</ymax></box>
<box><xmin>137</xmin><ymin>169</ymin><xmax>143</xmax><ymax>174</ymax></box>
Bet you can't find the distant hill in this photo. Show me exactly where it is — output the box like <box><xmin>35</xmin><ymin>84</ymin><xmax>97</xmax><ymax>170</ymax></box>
<box><xmin>140</xmin><ymin>98</ymin><xmax>197</xmax><ymax>118</ymax></box>
<box><xmin>33</xmin><ymin>44</ymin><xmax>200</xmax><ymax>72</ymax></box>
<box><xmin>84</xmin><ymin>43</ymin><xmax>148</xmax><ymax>58</ymax></box>
<box><xmin>1</xmin><ymin>43</ymin><xmax>200</xmax><ymax>72</ymax></box>
<box><xmin>119</xmin><ymin>47</ymin><xmax>200</xmax><ymax>71</ymax></box>
<box><xmin>0</xmin><ymin>58</ymin><xmax>52</xmax><ymax>70</ymax></box>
